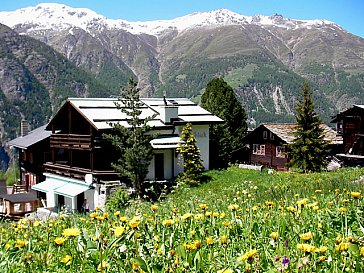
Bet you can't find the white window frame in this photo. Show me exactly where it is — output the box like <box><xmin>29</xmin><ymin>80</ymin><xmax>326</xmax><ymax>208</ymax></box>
<box><xmin>263</xmin><ymin>131</ymin><xmax>268</xmax><ymax>140</ymax></box>
<box><xmin>276</xmin><ymin>146</ymin><xmax>286</xmax><ymax>158</ymax></box>
<box><xmin>253</xmin><ymin>144</ymin><xmax>265</xmax><ymax>155</ymax></box>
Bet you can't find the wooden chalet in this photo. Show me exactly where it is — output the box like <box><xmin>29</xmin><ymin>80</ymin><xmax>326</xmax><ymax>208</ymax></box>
<box><xmin>243</xmin><ymin>123</ymin><xmax>342</xmax><ymax>171</ymax></box>
<box><xmin>9</xmin><ymin>98</ymin><xmax>223</xmax><ymax>212</ymax></box>
<box><xmin>331</xmin><ymin>105</ymin><xmax>364</xmax><ymax>165</ymax></box>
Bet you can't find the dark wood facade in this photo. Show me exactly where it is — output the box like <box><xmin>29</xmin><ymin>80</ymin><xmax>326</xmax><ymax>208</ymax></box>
<box><xmin>45</xmin><ymin>101</ymin><xmax>118</xmax><ymax>183</ymax></box>
<box><xmin>332</xmin><ymin>106</ymin><xmax>364</xmax><ymax>154</ymax></box>
<box><xmin>244</xmin><ymin>125</ymin><xmax>289</xmax><ymax>170</ymax></box>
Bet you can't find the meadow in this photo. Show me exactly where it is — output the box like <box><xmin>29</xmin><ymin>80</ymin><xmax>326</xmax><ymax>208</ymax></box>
<box><xmin>1</xmin><ymin>167</ymin><xmax>364</xmax><ymax>272</ymax></box>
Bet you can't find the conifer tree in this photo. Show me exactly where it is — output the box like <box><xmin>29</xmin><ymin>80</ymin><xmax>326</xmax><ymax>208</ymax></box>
<box><xmin>103</xmin><ymin>79</ymin><xmax>156</xmax><ymax>198</ymax></box>
<box><xmin>201</xmin><ymin>77</ymin><xmax>247</xmax><ymax>168</ymax></box>
<box><xmin>176</xmin><ymin>123</ymin><xmax>204</xmax><ymax>186</ymax></box>
<box><xmin>287</xmin><ymin>81</ymin><xmax>329</xmax><ymax>172</ymax></box>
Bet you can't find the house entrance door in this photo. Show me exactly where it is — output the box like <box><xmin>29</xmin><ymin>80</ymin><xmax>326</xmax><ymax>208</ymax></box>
<box><xmin>155</xmin><ymin>153</ymin><xmax>164</xmax><ymax>181</ymax></box>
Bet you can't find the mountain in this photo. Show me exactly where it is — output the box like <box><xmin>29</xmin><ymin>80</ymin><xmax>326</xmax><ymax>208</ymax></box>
<box><xmin>0</xmin><ymin>23</ymin><xmax>134</xmax><ymax>170</ymax></box>
<box><xmin>1</xmin><ymin>3</ymin><xmax>364</xmax><ymax>168</ymax></box>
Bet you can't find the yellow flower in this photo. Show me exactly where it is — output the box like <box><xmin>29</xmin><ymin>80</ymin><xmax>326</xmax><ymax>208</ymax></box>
<box><xmin>182</xmin><ymin>213</ymin><xmax>193</xmax><ymax>220</ymax></box>
<box><xmin>205</xmin><ymin>211</ymin><xmax>212</xmax><ymax>217</ymax></box>
<box><xmin>33</xmin><ymin>220</ymin><xmax>40</xmax><ymax>227</ymax></box>
<box><xmin>228</xmin><ymin>204</ymin><xmax>239</xmax><ymax>211</ymax></box>
<box><xmin>132</xmin><ymin>262</ymin><xmax>139</xmax><ymax>270</ymax></box>
<box><xmin>238</xmin><ymin>249</ymin><xmax>258</xmax><ymax>261</ymax></box>
<box><xmin>206</xmin><ymin>236</ymin><xmax>214</xmax><ymax>245</ymax></box>
<box><xmin>162</xmin><ymin>219</ymin><xmax>174</xmax><ymax>226</ymax></box>
<box><xmin>315</xmin><ymin>246</ymin><xmax>328</xmax><ymax>253</ymax></box>
<box><xmin>297</xmin><ymin>243</ymin><xmax>316</xmax><ymax>253</ymax></box>
<box><xmin>129</xmin><ymin>216</ymin><xmax>141</xmax><ymax>229</ymax></box>
<box><xmin>120</xmin><ymin>216</ymin><xmax>128</xmax><ymax>222</ymax></box>
<box><xmin>190</xmin><ymin>230</ymin><xmax>196</xmax><ymax>236</ymax></box>
<box><xmin>300</xmin><ymin>231</ymin><xmax>313</xmax><ymax>241</ymax></box>
<box><xmin>217</xmin><ymin>269</ymin><xmax>234</xmax><ymax>273</ymax></box>
<box><xmin>114</xmin><ymin>226</ymin><xmax>125</xmax><ymax>237</ymax></box>
<box><xmin>114</xmin><ymin>210</ymin><xmax>121</xmax><ymax>216</ymax></box>
<box><xmin>265</xmin><ymin>201</ymin><xmax>275</xmax><ymax>207</ymax></box>
<box><xmin>89</xmin><ymin>212</ymin><xmax>97</xmax><ymax>219</ymax></box>
<box><xmin>270</xmin><ymin>232</ymin><xmax>279</xmax><ymax>240</ymax></box>
<box><xmin>360</xmin><ymin>246</ymin><xmax>364</xmax><ymax>256</ymax></box>
<box><xmin>327</xmin><ymin>201</ymin><xmax>334</xmax><ymax>206</ymax></box>
<box><xmin>171</xmin><ymin>207</ymin><xmax>179</xmax><ymax>214</ymax></box>
<box><xmin>339</xmin><ymin>207</ymin><xmax>347</xmax><ymax>213</ymax></box>
<box><xmin>61</xmin><ymin>255</ymin><xmax>72</xmax><ymax>265</ymax></box>
<box><xmin>15</xmin><ymin>240</ymin><xmax>26</xmax><ymax>248</ymax></box>
<box><xmin>213</xmin><ymin>212</ymin><xmax>219</xmax><ymax>217</ymax></box>
<box><xmin>296</xmin><ymin>198</ymin><xmax>308</xmax><ymax>206</ymax></box>
<box><xmin>62</xmin><ymin>228</ymin><xmax>81</xmax><ymax>237</ymax></box>
<box><xmin>220</xmin><ymin>235</ymin><xmax>228</xmax><ymax>245</ymax></box>
<box><xmin>194</xmin><ymin>214</ymin><xmax>204</xmax><ymax>221</ymax></box>
<box><xmin>54</xmin><ymin>237</ymin><xmax>66</xmax><ymax>246</ymax></box>
<box><xmin>199</xmin><ymin>203</ymin><xmax>208</xmax><ymax>210</ymax></box>
<box><xmin>335</xmin><ymin>242</ymin><xmax>349</xmax><ymax>252</ymax></box>
<box><xmin>5</xmin><ymin>243</ymin><xmax>11</xmax><ymax>249</ymax></box>
<box><xmin>97</xmin><ymin>261</ymin><xmax>110</xmax><ymax>272</ymax></box>
<box><xmin>351</xmin><ymin>192</ymin><xmax>361</xmax><ymax>199</ymax></box>
<box><xmin>286</xmin><ymin>206</ymin><xmax>297</xmax><ymax>213</ymax></box>
<box><xmin>151</xmin><ymin>204</ymin><xmax>158</xmax><ymax>212</ymax></box>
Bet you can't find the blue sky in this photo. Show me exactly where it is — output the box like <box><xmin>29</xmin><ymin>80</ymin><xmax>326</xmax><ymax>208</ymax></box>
<box><xmin>1</xmin><ymin>0</ymin><xmax>363</xmax><ymax>38</ymax></box>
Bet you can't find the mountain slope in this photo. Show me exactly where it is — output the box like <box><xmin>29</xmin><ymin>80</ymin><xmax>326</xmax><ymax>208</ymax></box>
<box><xmin>1</xmin><ymin>4</ymin><xmax>364</xmax><ymax>129</ymax></box>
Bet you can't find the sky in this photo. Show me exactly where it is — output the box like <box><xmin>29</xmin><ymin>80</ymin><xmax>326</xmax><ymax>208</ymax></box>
<box><xmin>0</xmin><ymin>0</ymin><xmax>363</xmax><ymax>38</ymax></box>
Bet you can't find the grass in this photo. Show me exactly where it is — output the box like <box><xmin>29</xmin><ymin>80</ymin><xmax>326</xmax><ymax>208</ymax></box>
<box><xmin>1</xmin><ymin>167</ymin><xmax>364</xmax><ymax>272</ymax></box>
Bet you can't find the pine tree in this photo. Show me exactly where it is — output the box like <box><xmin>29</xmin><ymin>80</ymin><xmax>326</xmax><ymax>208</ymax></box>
<box><xmin>176</xmin><ymin>123</ymin><xmax>204</xmax><ymax>186</ymax></box>
<box><xmin>287</xmin><ymin>81</ymin><xmax>329</xmax><ymax>172</ymax></box>
<box><xmin>103</xmin><ymin>79</ymin><xmax>156</xmax><ymax>198</ymax></box>
<box><xmin>201</xmin><ymin>77</ymin><xmax>247</xmax><ymax>168</ymax></box>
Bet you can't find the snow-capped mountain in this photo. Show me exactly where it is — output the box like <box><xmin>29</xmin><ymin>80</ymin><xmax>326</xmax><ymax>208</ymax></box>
<box><xmin>0</xmin><ymin>3</ymin><xmax>340</xmax><ymax>36</ymax></box>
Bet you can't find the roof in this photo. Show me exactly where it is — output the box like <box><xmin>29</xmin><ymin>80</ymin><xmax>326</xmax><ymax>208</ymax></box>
<box><xmin>331</xmin><ymin>104</ymin><xmax>364</xmax><ymax>122</ymax></box>
<box><xmin>0</xmin><ymin>192</ymin><xmax>38</xmax><ymax>203</ymax></box>
<box><xmin>8</xmin><ymin>124</ymin><xmax>51</xmax><ymax>149</ymax></box>
<box><xmin>247</xmin><ymin>123</ymin><xmax>342</xmax><ymax>145</ymax></box>
<box><xmin>49</xmin><ymin>98</ymin><xmax>223</xmax><ymax>130</ymax></box>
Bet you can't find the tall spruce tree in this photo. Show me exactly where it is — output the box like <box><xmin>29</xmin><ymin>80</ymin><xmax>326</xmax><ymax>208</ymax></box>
<box><xmin>103</xmin><ymin>79</ymin><xmax>156</xmax><ymax>198</ymax></box>
<box><xmin>201</xmin><ymin>77</ymin><xmax>247</xmax><ymax>168</ymax></box>
<box><xmin>287</xmin><ymin>81</ymin><xmax>329</xmax><ymax>172</ymax></box>
<box><xmin>176</xmin><ymin>123</ymin><xmax>204</xmax><ymax>186</ymax></box>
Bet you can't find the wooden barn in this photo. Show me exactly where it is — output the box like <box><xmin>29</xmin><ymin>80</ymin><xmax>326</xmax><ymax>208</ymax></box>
<box><xmin>243</xmin><ymin>123</ymin><xmax>342</xmax><ymax>171</ymax></box>
<box><xmin>331</xmin><ymin>105</ymin><xmax>364</xmax><ymax>165</ymax></box>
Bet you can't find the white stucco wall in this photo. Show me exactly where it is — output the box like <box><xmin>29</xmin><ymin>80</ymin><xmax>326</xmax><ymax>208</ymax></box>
<box><xmin>146</xmin><ymin>149</ymin><xmax>174</xmax><ymax>180</ymax></box>
<box><xmin>176</xmin><ymin>124</ymin><xmax>210</xmax><ymax>170</ymax></box>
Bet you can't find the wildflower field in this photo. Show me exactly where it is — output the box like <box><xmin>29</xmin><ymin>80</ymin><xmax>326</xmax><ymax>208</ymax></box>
<box><xmin>1</xmin><ymin>167</ymin><xmax>364</xmax><ymax>272</ymax></box>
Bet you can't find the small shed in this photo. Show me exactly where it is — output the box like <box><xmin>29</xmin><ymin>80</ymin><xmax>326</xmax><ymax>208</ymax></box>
<box><xmin>0</xmin><ymin>193</ymin><xmax>39</xmax><ymax>216</ymax></box>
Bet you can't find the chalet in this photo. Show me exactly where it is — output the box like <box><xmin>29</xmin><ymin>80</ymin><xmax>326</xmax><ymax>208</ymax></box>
<box><xmin>331</xmin><ymin>105</ymin><xmax>364</xmax><ymax>165</ymax></box>
<box><xmin>9</xmin><ymin>98</ymin><xmax>223</xmax><ymax>212</ymax></box>
<box><xmin>243</xmin><ymin>123</ymin><xmax>342</xmax><ymax>170</ymax></box>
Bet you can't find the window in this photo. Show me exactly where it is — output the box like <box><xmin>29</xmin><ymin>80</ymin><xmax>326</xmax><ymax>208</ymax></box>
<box><xmin>263</xmin><ymin>131</ymin><xmax>268</xmax><ymax>139</ymax></box>
<box><xmin>253</xmin><ymin>144</ymin><xmax>265</xmax><ymax>155</ymax></box>
<box><xmin>270</xmin><ymin>132</ymin><xmax>275</xmax><ymax>140</ymax></box>
<box><xmin>276</xmin><ymin>146</ymin><xmax>286</xmax><ymax>158</ymax></box>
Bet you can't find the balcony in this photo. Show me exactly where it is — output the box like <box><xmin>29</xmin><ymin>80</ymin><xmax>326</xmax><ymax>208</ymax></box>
<box><xmin>50</xmin><ymin>134</ymin><xmax>93</xmax><ymax>150</ymax></box>
<box><xmin>44</xmin><ymin>162</ymin><xmax>117</xmax><ymax>181</ymax></box>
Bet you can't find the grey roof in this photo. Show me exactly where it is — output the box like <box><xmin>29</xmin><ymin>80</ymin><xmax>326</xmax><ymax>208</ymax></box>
<box><xmin>66</xmin><ymin>98</ymin><xmax>223</xmax><ymax>130</ymax></box>
<box><xmin>8</xmin><ymin>124</ymin><xmax>51</xmax><ymax>149</ymax></box>
<box><xmin>0</xmin><ymin>192</ymin><xmax>38</xmax><ymax>203</ymax></box>
<box><xmin>263</xmin><ymin>123</ymin><xmax>342</xmax><ymax>145</ymax></box>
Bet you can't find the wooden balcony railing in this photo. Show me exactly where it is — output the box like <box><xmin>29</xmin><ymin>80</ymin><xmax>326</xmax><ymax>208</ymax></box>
<box><xmin>50</xmin><ymin>134</ymin><xmax>92</xmax><ymax>150</ymax></box>
<box><xmin>44</xmin><ymin>162</ymin><xmax>117</xmax><ymax>181</ymax></box>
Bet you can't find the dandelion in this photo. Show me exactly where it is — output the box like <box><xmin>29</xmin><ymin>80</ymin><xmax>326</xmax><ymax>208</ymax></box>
<box><xmin>151</xmin><ymin>204</ymin><xmax>158</xmax><ymax>212</ymax></box>
<box><xmin>189</xmin><ymin>230</ymin><xmax>196</xmax><ymax>236</ymax></box>
<box><xmin>238</xmin><ymin>249</ymin><xmax>258</xmax><ymax>261</ymax></box>
<box><xmin>97</xmin><ymin>260</ymin><xmax>110</xmax><ymax>272</ymax></box>
<box><xmin>199</xmin><ymin>203</ymin><xmax>208</xmax><ymax>210</ymax></box>
<box><xmin>350</xmin><ymin>192</ymin><xmax>361</xmax><ymax>198</ymax></box>
<box><xmin>300</xmin><ymin>231</ymin><xmax>313</xmax><ymax>241</ymax></box>
<box><xmin>217</xmin><ymin>269</ymin><xmax>233</xmax><ymax>273</ymax></box>
<box><xmin>270</xmin><ymin>232</ymin><xmax>279</xmax><ymax>240</ymax></box>
<box><xmin>54</xmin><ymin>237</ymin><xmax>66</xmax><ymax>246</ymax></box>
<box><xmin>339</xmin><ymin>207</ymin><xmax>347</xmax><ymax>213</ymax></box>
<box><xmin>129</xmin><ymin>216</ymin><xmax>141</xmax><ymax>229</ymax></box>
<box><xmin>228</xmin><ymin>204</ymin><xmax>239</xmax><ymax>211</ymax></box>
<box><xmin>113</xmin><ymin>226</ymin><xmax>125</xmax><ymax>237</ymax></box>
<box><xmin>296</xmin><ymin>198</ymin><xmax>308</xmax><ymax>206</ymax></box>
<box><xmin>360</xmin><ymin>246</ymin><xmax>364</xmax><ymax>256</ymax></box>
<box><xmin>297</xmin><ymin>243</ymin><xmax>316</xmax><ymax>253</ymax></box>
<box><xmin>15</xmin><ymin>240</ymin><xmax>26</xmax><ymax>248</ymax></box>
<box><xmin>335</xmin><ymin>242</ymin><xmax>349</xmax><ymax>252</ymax></box>
<box><xmin>162</xmin><ymin>219</ymin><xmax>174</xmax><ymax>226</ymax></box>
<box><xmin>182</xmin><ymin>213</ymin><xmax>192</xmax><ymax>220</ymax></box>
<box><xmin>206</xmin><ymin>236</ymin><xmax>214</xmax><ymax>245</ymax></box>
<box><xmin>120</xmin><ymin>216</ymin><xmax>128</xmax><ymax>223</ymax></box>
<box><xmin>114</xmin><ymin>210</ymin><xmax>120</xmax><ymax>216</ymax></box>
<box><xmin>61</xmin><ymin>255</ymin><xmax>72</xmax><ymax>266</ymax></box>
<box><xmin>62</xmin><ymin>228</ymin><xmax>81</xmax><ymax>237</ymax></box>
<box><xmin>220</xmin><ymin>235</ymin><xmax>228</xmax><ymax>245</ymax></box>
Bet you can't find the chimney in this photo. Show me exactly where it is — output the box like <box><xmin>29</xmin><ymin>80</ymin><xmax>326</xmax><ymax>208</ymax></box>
<box><xmin>160</xmin><ymin>105</ymin><xmax>178</xmax><ymax>124</ymax></box>
<box><xmin>20</xmin><ymin>120</ymin><xmax>29</xmax><ymax>137</ymax></box>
